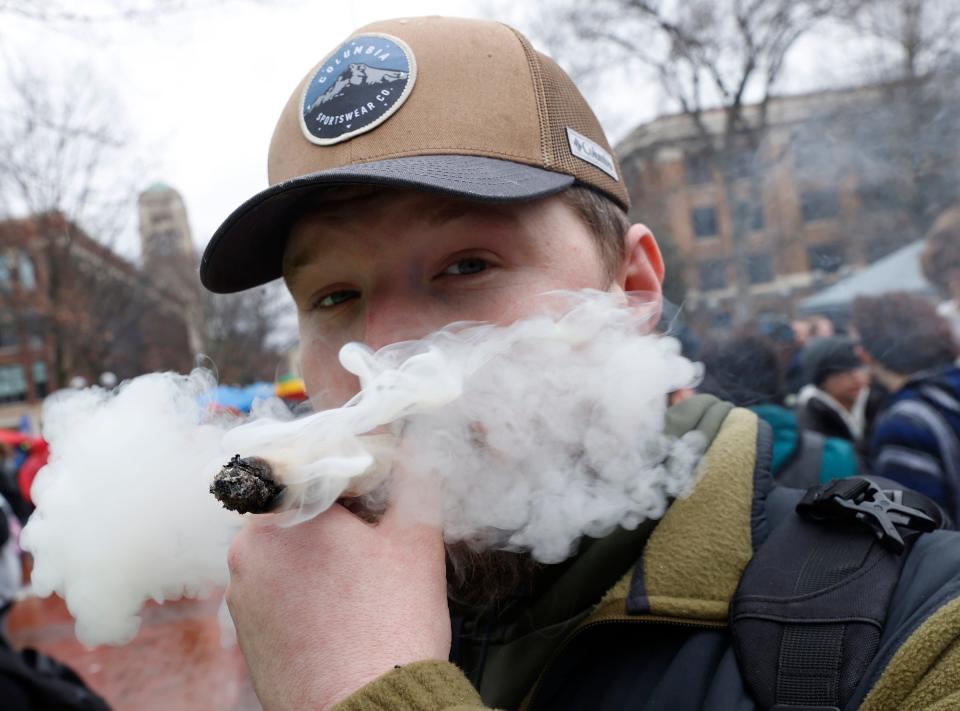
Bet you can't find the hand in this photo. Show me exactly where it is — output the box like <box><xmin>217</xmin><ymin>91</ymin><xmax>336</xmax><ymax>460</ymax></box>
<box><xmin>226</xmin><ymin>498</ymin><xmax>451</xmax><ymax>710</ymax></box>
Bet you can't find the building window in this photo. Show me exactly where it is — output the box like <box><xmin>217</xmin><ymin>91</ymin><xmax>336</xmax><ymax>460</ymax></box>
<box><xmin>0</xmin><ymin>364</ymin><xmax>27</xmax><ymax>404</ymax></box>
<box><xmin>684</xmin><ymin>152</ymin><xmax>713</xmax><ymax>185</ymax></box>
<box><xmin>699</xmin><ymin>259</ymin><xmax>727</xmax><ymax>291</ymax></box>
<box><xmin>0</xmin><ymin>320</ymin><xmax>18</xmax><ymax>350</ymax></box>
<box><xmin>807</xmin><ymin>243</ymin><xmax>846</xmax><ymax>273</ymax></box>
<box><xmin>0</xmin><ymin>252</ymin><xmax>11</xmax><ymax>289</ymax></box>
<box><xmin>24</xmin><ymin>313</ymin><xmax>46</xmax><ymax>350</ymax></box>
<box><xmin>32</xmin><ymin>361</ymin><xmax>48</xmax><ymax>399</ymax></box>
<box><xmin>725</xmin><ymin>148</ymin><xmax>756</xmax><ymax>182</ymax></box>
<box><xmin>800</xmin><ymin>189</ymin><xmax>841</xmax><ymax>223</ymax></box>
<box><xmin>858</xmin><ymin>180</ymin><xmax>900</xmax><ymax>214</ymax></box>
<box><xmin>735</xmin><ymin>200</ymin><xmax>765</xmax><ymax>232</ymax></box>
<box><xmin>17</xmin><ymin>251</ymin><xmax>36</xmax><ymax>290</ymax></box>
<box><xmin>691</xmin><ymin>207</ymin><xmax>719</xmax><ymax>239</ymax></box>
<box><xmin>747</xmin><ymin>253</ymin><xmax>774</xmax><ymax>284</ymax></box>
<box><xmin>865</xmin><ymin>231</ymin><xmax>902</xmax><ymax>263</ymax></box>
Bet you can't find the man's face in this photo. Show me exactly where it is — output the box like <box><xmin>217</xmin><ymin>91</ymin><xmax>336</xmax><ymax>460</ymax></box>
<box><xmin>283</xmin><ymin>190</ymin><xmax>613</xmax><ymax>407</ymax></box>
<box><xmin>821</xmin><ymin>367</ymin><xmax>868</xmax><ymax>410</ymax></box>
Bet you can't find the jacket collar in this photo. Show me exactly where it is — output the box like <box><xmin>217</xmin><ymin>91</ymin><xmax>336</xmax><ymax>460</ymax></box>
<box><xmin>588</xmin><ymin>405</ymin><xmax>773</xmax><ymax>625</ymax></box>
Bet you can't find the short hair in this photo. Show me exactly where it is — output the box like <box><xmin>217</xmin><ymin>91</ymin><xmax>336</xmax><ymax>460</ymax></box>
<box><xmin>851</xmin><ymin>292</ymin><xmax>958</xmax><ymax>375</ymax></box>
<box><xmin>698</xmin><ymin>333</ymin><xmax>784</xmax><ymax>406</ymax></box>
<box><xmin>558</xmin><ymin>187</ymin><xmax>630</xmax><ymax>283</ymax></box>
<box><xmin>921</xmin><ymin>207</ymin><xmax>960</xmax><ymax>296</ymax></box>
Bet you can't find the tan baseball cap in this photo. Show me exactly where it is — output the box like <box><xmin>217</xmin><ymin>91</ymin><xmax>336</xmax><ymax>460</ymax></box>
<box><xmin>201</xmin><ymin>16</ymin><xmax>629</xmax><ymax>293</ymax></box>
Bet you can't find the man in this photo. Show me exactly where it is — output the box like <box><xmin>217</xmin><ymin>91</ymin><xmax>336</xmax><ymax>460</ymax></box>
<box><xmin>203</xmin><ymin>17</ymin><xmax>960</xmax><ymax>711</ymax></box>
<box><xmin>796</xmin><ymin>336</ymin><xmax>868</xmax><ymax>443</ymax></box>
<box><xmin>853</xmin><ymin>292</ymin><xmax>960</xmax><ymax>524</ymax></box>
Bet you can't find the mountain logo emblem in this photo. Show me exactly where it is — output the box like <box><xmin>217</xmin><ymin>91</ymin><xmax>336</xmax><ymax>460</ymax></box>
<box><xmin>300</xmin><ymin>33</ymin><xmax>416</xmax><ymax>146</ymax></box>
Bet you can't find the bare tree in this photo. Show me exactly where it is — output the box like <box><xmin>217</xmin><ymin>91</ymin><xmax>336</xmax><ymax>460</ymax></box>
<box><xmin>201</xmin><ymin>284</ymin><xmax>288</xmax><ymax>386</ymax></box>
<box><xmin>842</xmin><ymin>0</ymin><xmax>960</xmax><ymax>80</ymax></box>
<box><xmin>527</xmin><ymin>0</ymin><xmax>858</xmax><ymax>323</ymax></box>
<box><xmin>0</xmin><ymin>0</ymin><xmax>274</xmax><ymax>24</ymax></box>
<box><xmin>839</xmin><ymin>0</ymin><xmax>960</xmax><ymax>233</ymax></box>
<box><xmin>0</xmin><ymin>62</ymin><xmax>138</xmax><ymax>242</ymax></box>
<box><xmin>0</xmin><ymin>60</ymin><xmax>164</xmax><ymax>385</ymax></box>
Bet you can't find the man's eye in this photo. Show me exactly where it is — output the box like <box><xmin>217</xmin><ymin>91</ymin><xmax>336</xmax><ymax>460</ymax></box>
<box><xmin>443</xmin><ymin>258</ymin><xmax>489</xmax><ymax>276</ymax></box>
<box><xmin>313</xmin><ymin>290</ymin><xmax>360</xmax><ymax>309</ymax></box>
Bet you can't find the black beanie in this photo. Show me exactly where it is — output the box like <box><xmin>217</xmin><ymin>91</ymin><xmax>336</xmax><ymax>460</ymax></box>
<box><xmin>801</xmin><ymin>336</ymin><xmax>862</xmax><ymax>387</ymax></box>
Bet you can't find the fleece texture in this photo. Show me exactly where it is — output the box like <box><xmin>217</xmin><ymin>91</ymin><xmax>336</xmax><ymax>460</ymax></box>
<box><xmin>332</xmin><ymin>661</ymin><xmax>487</xmax><ymax>711</ymax></box>
<box><xmin>639</xmin><ymin>406</ymin><xmax>757</xmax><ymax>620</ymax></box>
<box><xmin>860</xmin><ymin>595</ymin><xmax>960</xmax><ymax>711</ymax></box>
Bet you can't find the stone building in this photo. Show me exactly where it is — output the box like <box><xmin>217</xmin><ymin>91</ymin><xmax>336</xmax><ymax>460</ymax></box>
<box><xmin>138</xmin><ymin>183</ymin><xmax>205</xmax><ymax>355</ymax></box>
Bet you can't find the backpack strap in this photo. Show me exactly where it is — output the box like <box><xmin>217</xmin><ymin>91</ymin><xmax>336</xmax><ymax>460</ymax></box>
<box><xmin>776</xmin><ymin>430</ymin><xmax>826</xmax><ymax>489</ymax></box>
<box><xmin>730</xmin><ymin>477</ymin><xmax>941</xmax><ymax>711</ymax></box>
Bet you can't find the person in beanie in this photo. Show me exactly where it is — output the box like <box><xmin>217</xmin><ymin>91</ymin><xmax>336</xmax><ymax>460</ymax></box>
<box><xmin>209</xmin><ymin>17</ymin><xmax>960</xmax><ymax>711</ymax></box>
<box><xmin>796</xmin><ymin>335</ymin><xmax>868</xmax><ymax>443</ymax></box>
<box><xmin>853</xmin><ymin>292</ymin><xmax>960</xmax><ymax>524</ymax></box>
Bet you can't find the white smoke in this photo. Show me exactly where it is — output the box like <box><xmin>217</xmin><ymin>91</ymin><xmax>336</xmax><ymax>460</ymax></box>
<box><xmin>22</xmin><ymin>371</ymin><xmax>241</xmax><ymax>646</ymax></box>
<box><xmin>21</xmin><ymin>290</ymin><xmax>703</xmax><ymax>646</ymax></box>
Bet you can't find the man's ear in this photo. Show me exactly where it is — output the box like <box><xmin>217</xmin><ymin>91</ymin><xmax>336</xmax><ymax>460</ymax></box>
<box><xmin>615</xmin><ymin>224</ymin><xmax>665</xmax><ymax>293</ymax></box>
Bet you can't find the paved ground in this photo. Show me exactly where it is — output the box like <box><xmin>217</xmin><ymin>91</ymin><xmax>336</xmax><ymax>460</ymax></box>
<box><xmin>6</xmin><ymin>591</ymin><xmax>261</xmax><ymax>711</ymax></box>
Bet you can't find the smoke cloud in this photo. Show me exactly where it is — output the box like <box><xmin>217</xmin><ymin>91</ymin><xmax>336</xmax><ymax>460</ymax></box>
<box><xmin>21</xmin><ymin>290</ymin><xmax>703</xmax><ymax>646</ymax></box>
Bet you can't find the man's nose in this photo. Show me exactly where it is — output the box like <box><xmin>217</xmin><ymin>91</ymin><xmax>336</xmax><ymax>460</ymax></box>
<box><xmin>362</xmin><ymin>292</ymin><xmax>434</xmax><ymax>351</ymax></box>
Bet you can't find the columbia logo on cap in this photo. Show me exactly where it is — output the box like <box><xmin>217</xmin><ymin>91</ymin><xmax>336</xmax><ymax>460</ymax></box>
<box><xmin>299</xmin><ymin>33</ymin><xmax>417</xmax><ymax>146</ymax></box>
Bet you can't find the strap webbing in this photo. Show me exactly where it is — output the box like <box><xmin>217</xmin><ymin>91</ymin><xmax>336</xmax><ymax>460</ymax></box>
<box><xmin>732</xmin><ymin>478</ymin><xmax>940</xmax><ymax>711</ymax></box>
<box><xmin>773</xmin><ymin>533</ymin><xmax>873</xmax><ymax>709</ymax></box>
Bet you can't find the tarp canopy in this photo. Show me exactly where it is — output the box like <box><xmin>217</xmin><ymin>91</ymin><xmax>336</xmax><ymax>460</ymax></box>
<box><xmin>200</xmin><ymin>383</ymin><xmax>275</xmax><ymax>413</ymax></box>
<box><xmin>798</xmin><ymin>239</ymin><xmax>936</xmax><ymax>315</ymax></box>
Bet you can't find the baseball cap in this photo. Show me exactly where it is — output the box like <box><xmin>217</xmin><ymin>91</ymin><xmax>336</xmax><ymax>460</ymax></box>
<box><xmin>200</xmin><ymin>16</ymin><xmax>629</xmax><ymax>293</ymax></box>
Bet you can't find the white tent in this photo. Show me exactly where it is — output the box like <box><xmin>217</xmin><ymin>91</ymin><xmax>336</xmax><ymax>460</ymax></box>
<box><xmin>798</xmin><ymin>239</ymin><xmax>936</xmax><ymax>315</ymax></box>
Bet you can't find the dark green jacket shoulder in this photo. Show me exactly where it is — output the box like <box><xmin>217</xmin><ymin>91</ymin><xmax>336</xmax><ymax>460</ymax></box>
<box><xmin>335</xmin><ymin>396</ymin><xmax>960</xmax><ymax>711</ymax></box>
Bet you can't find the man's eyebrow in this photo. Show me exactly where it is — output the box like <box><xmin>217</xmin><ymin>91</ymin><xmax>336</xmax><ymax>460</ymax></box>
<box><xmin>282</xmin><ymin>196</ymin><xmax>522</xmax><ymax>279</ymax></box>
<box><xmin>282</xmin><ymin>238</ymin><xmax>330</xmax><ymax>282</ymax></box>
<box><xmin>429</xmin><ymin>200</ymin><xmax>518</xmax><ymax>226</ymax></box>
<box><xmin>282</xmin><ymin>247</ymin><xmax>313</xmax><ymax>280</ymax></box>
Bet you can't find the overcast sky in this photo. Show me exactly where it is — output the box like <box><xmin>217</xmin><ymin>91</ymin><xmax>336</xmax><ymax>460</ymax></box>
<box><xmin>0</xmin><ymin>1</ymin><xmax>888</xmax><ymax>260</ymax></box>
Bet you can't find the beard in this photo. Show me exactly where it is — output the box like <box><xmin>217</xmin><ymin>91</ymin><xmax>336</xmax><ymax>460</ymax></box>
<box><xmin>445</xmin><ymin>541</ymin><xmax>541</xmax><ymax>613</ymax></box>
<box><xmin>342</xmin><ymin>494</ymin><xmax>542</xmax><ymax>612</ymax></box>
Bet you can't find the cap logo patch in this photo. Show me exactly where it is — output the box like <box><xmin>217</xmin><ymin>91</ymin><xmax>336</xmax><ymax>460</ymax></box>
<box><xmin>566</xmin><ymin>127</ymin><xmax>619</xmax><ymax>181</ymax></box>
<box><xmin>300</xmin><ymin>33</ymin><xmax>416</xmax><ymax>146</ymax></box>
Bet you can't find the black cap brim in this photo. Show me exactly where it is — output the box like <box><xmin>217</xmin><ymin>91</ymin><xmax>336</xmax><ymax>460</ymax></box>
<box><xmin>200</xmin><ymin>155</ymin><xmax>575</xmax><ymax>293</ymax></box>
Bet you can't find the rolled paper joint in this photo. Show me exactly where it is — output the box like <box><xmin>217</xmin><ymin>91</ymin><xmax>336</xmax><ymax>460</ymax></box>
<box><xmin>210</xmin><ymin>435</ymin><xmax>395</xmax><ymax>514</ymax></box>
<box><xmin>210</xmin><ymin>455</ymin><xmax>285</xmax><ymax>514</ymax></box>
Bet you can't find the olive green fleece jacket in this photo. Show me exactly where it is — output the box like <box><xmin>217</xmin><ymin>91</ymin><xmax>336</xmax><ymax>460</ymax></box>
<box><xmin>333</xmin><ymin>396</ymin><xmax>960</xmax><ymax>711</ymax></box>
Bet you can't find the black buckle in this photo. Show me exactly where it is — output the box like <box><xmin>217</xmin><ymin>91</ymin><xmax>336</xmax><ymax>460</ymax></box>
<box><xmin>797</xmin><ymin>478</ymin><xmax>937</xmax><ymax>554</ymax></box>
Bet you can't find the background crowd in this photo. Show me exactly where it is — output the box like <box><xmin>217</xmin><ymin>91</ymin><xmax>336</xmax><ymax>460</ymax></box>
<box><xmin>691</xmin><ymin>207</ymin><xmax>960</xmax><ymax>525</ymax></box>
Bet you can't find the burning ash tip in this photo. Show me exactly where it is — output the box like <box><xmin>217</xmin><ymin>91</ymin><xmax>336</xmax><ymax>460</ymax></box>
<box><xmin>210</xmin><ymin>454</ymin><xmax>284</xmax><ymax>514</ymax></box>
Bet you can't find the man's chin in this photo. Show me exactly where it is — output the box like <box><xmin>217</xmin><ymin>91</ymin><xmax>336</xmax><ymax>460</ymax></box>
<box><xmin>445</xmin><ymin>542</ymin><xmax>540</xmax><ymax>613</ymax></box>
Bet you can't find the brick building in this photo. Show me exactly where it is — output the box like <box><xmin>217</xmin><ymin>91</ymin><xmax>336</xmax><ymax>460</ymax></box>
<box><xmin>0</xmin><ymin>213</ymin><xmax>193</xmax><ymax>426</ymax></box>
<box><xmin>616</xmin><ymin>78</ymin><xmax>959</xmax><ymax>333</ymax></box>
